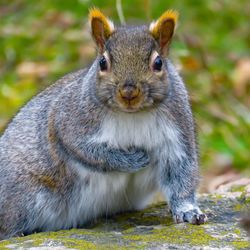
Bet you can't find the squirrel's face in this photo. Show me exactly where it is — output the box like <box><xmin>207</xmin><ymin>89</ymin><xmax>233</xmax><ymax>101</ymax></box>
<box><xmin>89</xmin><ymin>9</ymin><xmax>178</xmax><ymax>112</ymax></box>
<box><xmin>95</xmin><ymin>29</ymin><xmax>168</xmax><ymax>112</ymax></box>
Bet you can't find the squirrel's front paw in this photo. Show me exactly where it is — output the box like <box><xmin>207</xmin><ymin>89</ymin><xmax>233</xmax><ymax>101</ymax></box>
<box><xmin>106</xmin><ymin>147</ymin><xmax>150</xmax><ymax>172</ymax></box>
<box><xmin>173</xmin><ymin>207</ymin><xmax>207</xmax><ymax>225</ymax></box>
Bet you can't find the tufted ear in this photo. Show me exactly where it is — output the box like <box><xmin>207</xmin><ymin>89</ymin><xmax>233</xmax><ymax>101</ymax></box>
<box><xmin>89</xmin><ymin>8</ymin><xmax>115</xmax><ymax>52</ymax></box>
<box><xmin>149</xmin><ymin>10</ymin><xmax>178</xmax><ymax>56</ymax></box>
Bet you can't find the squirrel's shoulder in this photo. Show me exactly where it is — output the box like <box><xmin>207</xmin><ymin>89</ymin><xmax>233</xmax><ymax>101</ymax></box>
<box><xmin>0</xmin><ymin>68</ymin><xmax>90</xmax><ymax>139</ymax></box>
<box><xmin>19</xmin><ymin>67</ymin><xmax>90</xmax><ymax>115</ymax></box>
<box><xmin>39</xmin><ymin>67</ymin><xmax>89</xmax><ymax>99</ymax></box>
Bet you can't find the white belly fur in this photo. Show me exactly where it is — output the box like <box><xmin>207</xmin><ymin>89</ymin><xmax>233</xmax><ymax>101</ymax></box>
<box><xmin>72</xmin><ymin>161</ymin><xmax>158</xmax><ymax>221</ymax></box>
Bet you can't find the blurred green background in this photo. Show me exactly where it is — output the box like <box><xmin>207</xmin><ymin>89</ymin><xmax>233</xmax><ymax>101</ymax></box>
<box><xmin>0</xmin><ymin>0</ymin><xmax>249</xmax><ymax>182</ymax></box>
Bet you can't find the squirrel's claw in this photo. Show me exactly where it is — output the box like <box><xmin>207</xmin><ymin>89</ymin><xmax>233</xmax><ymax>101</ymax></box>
<box><xmin>174</xmin><ymin>209</ymin><xmax>207</xmax><ymax>225</ymax></box>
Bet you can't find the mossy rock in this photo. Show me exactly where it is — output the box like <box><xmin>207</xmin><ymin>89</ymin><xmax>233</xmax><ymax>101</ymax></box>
<box><xmin>0</xmin><ymin>193</ymin><xmax>249</xmax><ymax>250</ymax></box>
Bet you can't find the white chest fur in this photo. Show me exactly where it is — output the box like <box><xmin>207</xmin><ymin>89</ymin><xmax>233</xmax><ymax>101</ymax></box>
<box><xmin>91</xmin><ymin>111</ymin><xmax>184</xmax><ymax>156</ymax></box>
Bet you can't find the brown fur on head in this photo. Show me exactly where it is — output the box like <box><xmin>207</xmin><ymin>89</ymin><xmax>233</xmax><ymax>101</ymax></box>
<box><xmin>89</xmin><ymin>8</ymin><xmax>178</xmax><ymax>112</ymax></box>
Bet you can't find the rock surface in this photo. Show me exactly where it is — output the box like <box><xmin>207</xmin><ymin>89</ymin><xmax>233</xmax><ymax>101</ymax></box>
<box><xmin>0</xmin><ymin>186</ymin><xmax>249</xmax><ymax>250</ymax></box>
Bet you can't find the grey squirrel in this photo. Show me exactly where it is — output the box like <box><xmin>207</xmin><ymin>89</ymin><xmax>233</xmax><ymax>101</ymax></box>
<box><xmin>0</xmin><ymin>8</ymin><xmax>207</xmax><ymax>239</ymax></box>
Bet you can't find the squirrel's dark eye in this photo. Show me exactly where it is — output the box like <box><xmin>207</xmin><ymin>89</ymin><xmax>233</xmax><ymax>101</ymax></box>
<box><xmin>153</xmin><ymin>56</ymin><xmax>163</xmax><ymax>71</ymax></box>
<box><xmin>99</xmin><ymin>56</ymin><xmax>108</xmax><ymax>71</ymax></box>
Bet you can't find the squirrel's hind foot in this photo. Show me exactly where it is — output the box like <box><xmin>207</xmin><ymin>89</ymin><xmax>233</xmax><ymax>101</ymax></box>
<box><xmin>173</xmin><ymin>208</ymin><xmax>207</xmax><ymax>225</ymax></box>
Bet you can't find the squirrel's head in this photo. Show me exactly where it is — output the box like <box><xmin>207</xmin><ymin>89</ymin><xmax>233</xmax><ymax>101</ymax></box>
<box><xmin>89</xmin><ymin>8</ymin><xmax>178</xmax><ymax>113</ymax></box>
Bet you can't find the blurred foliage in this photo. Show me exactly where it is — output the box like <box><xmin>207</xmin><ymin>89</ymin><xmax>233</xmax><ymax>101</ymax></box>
<box><xmin>0</xmin><ymin>0</ymin><xmax>249</xmax><ymax>173</ymax></box>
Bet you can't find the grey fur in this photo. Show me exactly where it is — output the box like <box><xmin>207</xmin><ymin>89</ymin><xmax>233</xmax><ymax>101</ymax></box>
<box><xmin>0</xmin><ymin>21</ymin><xmax>206</xmax><ymax>239</ymax></box>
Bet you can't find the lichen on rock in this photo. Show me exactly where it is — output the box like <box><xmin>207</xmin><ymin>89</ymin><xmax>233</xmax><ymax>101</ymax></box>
<box><xmin>0</xmin><ymin>191</ymin><xmax>249</xmax><ymax>250</ymax></box>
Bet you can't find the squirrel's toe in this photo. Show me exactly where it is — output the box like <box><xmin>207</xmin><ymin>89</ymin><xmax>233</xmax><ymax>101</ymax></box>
<box><xmin>174</xmin><ymin>209</ymin><xmax>207</xmax><ymax>225</ymax></box>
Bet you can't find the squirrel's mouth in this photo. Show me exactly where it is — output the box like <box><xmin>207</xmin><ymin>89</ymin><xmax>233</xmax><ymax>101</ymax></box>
<box><xmin>116</xmin><ymin>88</ymin><xmax>145</xmax><ymax>112</ymax></box>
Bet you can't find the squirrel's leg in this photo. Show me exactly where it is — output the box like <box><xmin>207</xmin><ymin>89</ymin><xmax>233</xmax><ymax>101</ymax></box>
<box><xmin>125</xmin><ymin>165</ymin><xmax>158</xmax><ymax>210</ymax></box>
<box><xmin>0</xmin><ymin>194</ymin><xmax>35</xmax><ymax>239</ymax></box>
<box><xmin>158</xmin><ymin>151</ymin><xmax>207</xmax><ymax>225</ymax></box>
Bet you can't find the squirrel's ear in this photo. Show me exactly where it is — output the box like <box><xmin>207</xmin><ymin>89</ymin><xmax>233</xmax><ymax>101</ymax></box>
<box><xmin>89</xmin><ymin>8</ymin><xmax>115</xmax><ymax>52</ymax></box>
<box><xmin>149</xmin><ymin>10</ymin><xmax>178</xmax><ymax>56</ymax></box>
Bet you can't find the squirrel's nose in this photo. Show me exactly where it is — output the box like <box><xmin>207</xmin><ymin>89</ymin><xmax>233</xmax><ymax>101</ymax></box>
<box><xmin>119</xmin><ymin>80</ymin><xmax>140</xmax><ymax>100</ymax></box>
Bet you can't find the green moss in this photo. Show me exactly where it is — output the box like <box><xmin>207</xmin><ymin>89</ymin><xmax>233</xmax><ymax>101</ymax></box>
<box><xmin>206</xmin><ymin>194</ymin><xmax>224</xmax><ymax>201</ymax></box>
<box><xmin>214</xmin><ymin>194</ymin><xmax>224</xmax><ymax>199</ymax></box>
<box><xmin>231</xmin><ymin>241</ymin><xmax>250</xmax><ymax>249</ymax></box>
<box><xmin>0</xmin><ymin>222</ymin><xmax>248</xmax><ymax>250</ymax></box>
<box><xmin>0</xmin><ymin>230</ymin><xmax>99</xmax><ymax>249</ymax></box>
<box><xmin>109</xmin><ymin>203</ymin><xmax>172</xmax><ymax>231</ymax></box>
<box><xmin>0</xmin><ymin>222</ymin><xmax>216</xmax><ymax>249</ymax></box>
<box><xmin>0</xmin><ymin>235</ymin><xmax>44</xmax><ymax>249</ymax></box>
<box><xmin>233</xmin><ymin>229</ymin><xmax>241</xmax><ymax>235</ymax></box>
<box><xmin>231</xmin><ymin>185</ymin><xmax>246</xmax><ymax>193</ymax></box>
<box><xmin>123</xmin><ymin>224</ymin><xmax>216</xmax><ymax>246</ymax></box>
<box><xmin>239</xmin><ymin>192</ymin><xmax>250</xmax><ymax>204</ymax></box>
<box><xmin>234</xmin><ymin>203</ymin><xmax>244</xmax><ymax>212</ymax></box>
<box><xmin>0</xmin><ymin>241</ymin><xmax>13</xmax><ymax>249</ymax></box>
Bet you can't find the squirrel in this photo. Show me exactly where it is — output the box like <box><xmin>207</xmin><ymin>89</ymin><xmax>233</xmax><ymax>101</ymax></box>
<box><xmin>0</xmin><ymin>8</ymin><xmax>207</xmax><ymax>239</ymax></box>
